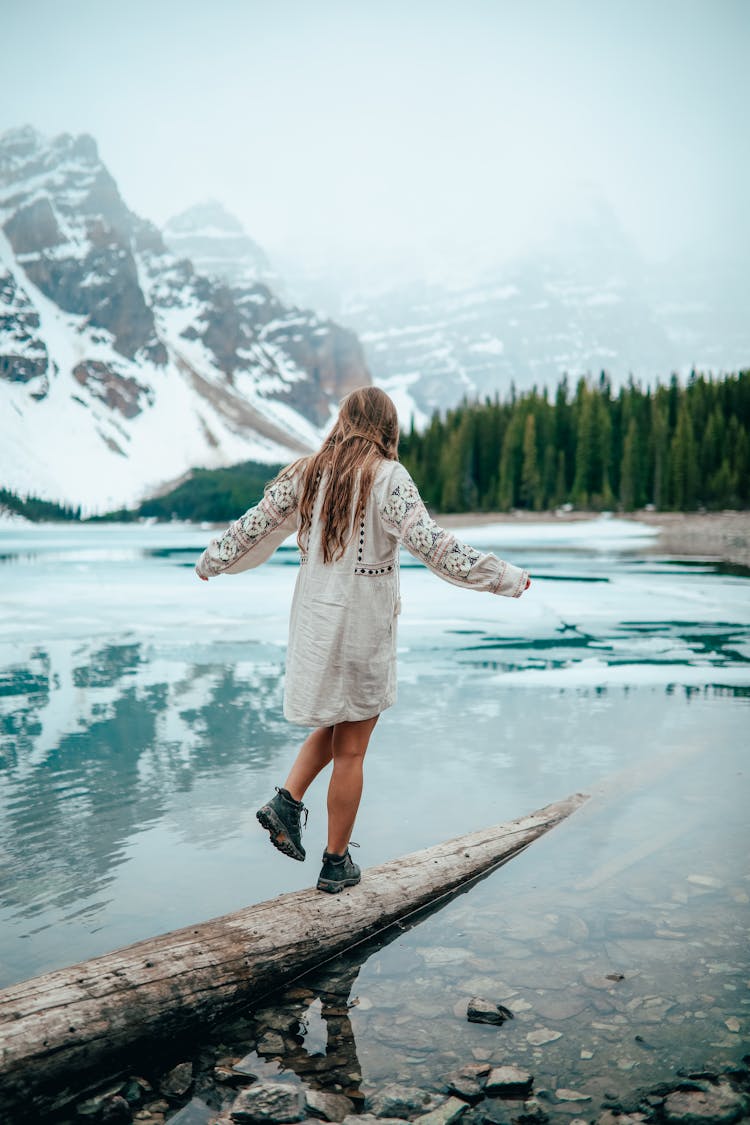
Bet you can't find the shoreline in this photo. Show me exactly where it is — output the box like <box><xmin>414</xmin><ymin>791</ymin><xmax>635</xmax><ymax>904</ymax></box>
<box><xmin>440</xmin><ymin>508</ymin><xmax>750</xmax><ymax>567</ymax></box>
<box><xmin>3</xmin><ymin>506</ymin><xmax>749</xmax><ymax>569</ymax></box>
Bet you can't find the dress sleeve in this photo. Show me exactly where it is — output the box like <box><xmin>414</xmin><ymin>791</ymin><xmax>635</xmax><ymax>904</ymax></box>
<box><xmin>379</xmin><ymin>465</ymin><xmax>529</xmax><ymax>598</ymax></box>
<box><xmin>195</xmin><ymin>468</ymin><xmax>300</xmax><ymax>579</ymax></box>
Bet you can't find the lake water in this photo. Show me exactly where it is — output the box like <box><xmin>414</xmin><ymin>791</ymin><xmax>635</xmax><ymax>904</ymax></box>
<box><xmin>1</xmin><ymin>517</ymin><xmax>748</xmax><ymax>1120</ymax></box>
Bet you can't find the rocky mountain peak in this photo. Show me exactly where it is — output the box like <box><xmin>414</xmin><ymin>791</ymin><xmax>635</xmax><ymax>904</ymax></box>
<box><xmin>0</xmin><ymin>126</ymin><xmax>370</xmax><ymax>511</ymax></box>
<box><xmin>163</xmin><ymin>199</ymin><xmax>274</xmax><ymax>288</ymax></box>
<box><xmin>0</xmin><ymin>125</ymin><xmax>165</xmax><ymax>364</ymax></box>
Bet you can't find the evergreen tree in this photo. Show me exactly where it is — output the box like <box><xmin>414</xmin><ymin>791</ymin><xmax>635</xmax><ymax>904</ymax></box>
<box><xmin>735</xmin><ymin>425</ymin><xmax>749</xmax><ymax>505</ymax></box>
<box><xmin>592</xmin><ymin>392</ymin><xmax>615</xmax><ymax>509</ymax></box>
<box><xmin>620</xmin><ymin>417</ymin><xmax>638</xmax><ymax>512</ymax></box>
<box><xmin>554</xmin><ymin>450</ymin><xmax>567</xmax><ymax>507</ymax></box>
<box><xmin>572</xmin><ymin>382</ymin><xmax>594</xmax><ymax>507</ymax></box>
<box><xmin>670</xmin><ymin>399</ymin><xmax>698</xmax><ymax>509</ymax></box>
<box><xmin>497</xmin><ymin>413</ymin><xmax>522</xmax><ymax>510</ymax></box>
<box><xmin>701</xmin><ymin>406</ymin><xmax>725</xmax><ymax>505</ymax></box>
<box><xmin>650</xmin><ymin>395</ymin><xmax>669</xmax><ymax>509</ymax></box>
<box><xmin>553</xmin><ymin>375</ymin><xmax>573</xmax><ymax>495</ymax></box>
<box><xmin>542</xmin><ymin>443</ymin><xmax>557</xmax><ymax>509</ymax></box>
<box><xmin>520</xmin><ymin>413</ymin><xmax>542</xmax><ymax>510</ymax></box>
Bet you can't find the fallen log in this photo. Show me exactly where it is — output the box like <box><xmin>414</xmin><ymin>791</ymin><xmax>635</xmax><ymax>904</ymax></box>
<box><xmin>0</xmin><ymin>792</ymin><xmax>587</xmax><ymax>1116</ymax></box>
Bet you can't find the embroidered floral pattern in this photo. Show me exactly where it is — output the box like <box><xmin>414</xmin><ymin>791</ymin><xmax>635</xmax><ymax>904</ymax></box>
<box><xmin>266</xmin><ymin>474</ymin><xmax>298</xmax><ymax>514</ymax></box>
<box><xmin>198</xmin><ymin>473</ymin><xmax>299</xmax><ymax>577</ymax></box>
<box><xmin>441</xmin><ymin>539</ymin><xmax>483</xmax><ymax>578</ymax></box>
<box><xmin>381</xmin><ymin>476</ymin><xmax>482</xmax><ymax>581</ymax></box>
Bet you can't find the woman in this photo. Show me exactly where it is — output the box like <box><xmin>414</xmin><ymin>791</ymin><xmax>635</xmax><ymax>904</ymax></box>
<box><xmin>195</xmin><ymin>386</ymin><xmax>530</xmax><ymax>893</ymax></box>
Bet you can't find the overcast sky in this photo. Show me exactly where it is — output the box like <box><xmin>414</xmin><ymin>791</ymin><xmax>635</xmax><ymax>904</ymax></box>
<box><xmin>2</xmin><ymin>0</ymin><xmax>748</xmax><ymax>278</ymax></box>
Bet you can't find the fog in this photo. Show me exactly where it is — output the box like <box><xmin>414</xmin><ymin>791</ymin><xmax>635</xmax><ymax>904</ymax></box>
<box><xmin>2</xmin><ymin>0</ymin><xmax>748</xmax><ymax>283</ymax></box>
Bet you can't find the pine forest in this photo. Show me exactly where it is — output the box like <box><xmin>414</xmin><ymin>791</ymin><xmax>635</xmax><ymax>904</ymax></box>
<box><xmin>399</xmin><ymin>370</ymin><xmax>750</xmax><ymax>513</ymax></box>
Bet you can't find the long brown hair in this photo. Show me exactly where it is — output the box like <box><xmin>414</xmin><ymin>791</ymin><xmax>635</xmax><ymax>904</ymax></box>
<box><xmin>274</xmin><ymin>386</ymin><xmax>399</xmax><ymax>564</ymax></box>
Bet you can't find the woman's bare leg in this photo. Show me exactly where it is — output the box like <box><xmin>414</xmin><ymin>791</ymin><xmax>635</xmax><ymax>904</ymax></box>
<box><xmin>283</xmin><ymin>725</ymin><xmax>334</xmax><ymax>802</ymax></box>
<box><xmin>327</xmin><ymin>715</ymin><xmax>379</xmax><ymax>855</ymax></box>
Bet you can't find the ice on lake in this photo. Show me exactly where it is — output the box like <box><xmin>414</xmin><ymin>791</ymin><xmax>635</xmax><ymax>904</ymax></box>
<box><xmin>0</xmin><ymin>516</ymin><xmax>748</xmax><ymax>1117</ymax></box>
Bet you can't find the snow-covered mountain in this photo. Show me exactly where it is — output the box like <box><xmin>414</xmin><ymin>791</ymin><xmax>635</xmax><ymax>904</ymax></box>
<box><xmin>339</xmin><ymin>256</ymin><xmax>675</xmax><ymax>422</ymax></box>
<box><xmin>163</xmin><ymin>199</ymin><xmax>277</xmax><ymax>290</ymax></box>
<box><xmin>279</xmin><ymin>198</ymin><xmax>750</xmax><ymax>422</ymax></box>
<box><xmin>0</xmin><ymin>126</ymin><xmax>369</xmax><ymax>512</ymax></box>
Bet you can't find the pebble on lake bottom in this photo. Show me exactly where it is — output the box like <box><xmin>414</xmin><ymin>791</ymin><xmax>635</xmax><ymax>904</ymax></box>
<box><xmin>687</xmin><ymin>874</ymin><xmax>724</xmax><ymax>889</ymax></box>
<box><xmin>526</xmin><ymin>1028</ymin><xmax>563</xmax><ymax>1045</ymax></box>
<box><xmin>366</xmin><ymin>1082</ymin><xmax>444</xmax><ymax>1118</ymax></box>
<box><xmin>413</xmin><ymin>1095</ymin><xmax>469</xmax><ymax>1125</ymax></box>
<box><xmin>555</xmin><ymin>1088</ymin><xmax>591</xmax><ymax>1102</ymax></box>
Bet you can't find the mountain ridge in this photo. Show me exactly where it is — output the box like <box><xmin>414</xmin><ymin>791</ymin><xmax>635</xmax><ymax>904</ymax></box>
<box><xmin>0</xmin><ymin>125</ymin><xmax>369</xmax><ymax>512</ymax></box>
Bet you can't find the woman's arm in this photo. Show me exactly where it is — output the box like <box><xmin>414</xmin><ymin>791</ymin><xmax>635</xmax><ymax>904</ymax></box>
<box><xmin>195</xmin><ymin>469</ymin><xmax>299</xmax><ymax>580</ymax></box>
<box><xmin>379</xmin><ymin>465</ymin><xmax>530</xmax><ymax>597</ymax></box>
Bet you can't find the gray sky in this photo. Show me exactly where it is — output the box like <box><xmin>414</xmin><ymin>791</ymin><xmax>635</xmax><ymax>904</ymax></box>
<box><xmin>2</xmin><ymin>0</ymin><xmax>748</xmax><ymax>276</ymax></box>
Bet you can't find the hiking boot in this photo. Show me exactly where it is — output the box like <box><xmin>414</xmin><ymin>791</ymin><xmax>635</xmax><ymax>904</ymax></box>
<box><xmin>256</xmin><ymin>786</ymin><xmax>308</xmax><ymax>861</ymax></box>
<box><xmin>316</xmin><ymin>845</ymin><xmax>361</xmax><ymax>893</ymax></box>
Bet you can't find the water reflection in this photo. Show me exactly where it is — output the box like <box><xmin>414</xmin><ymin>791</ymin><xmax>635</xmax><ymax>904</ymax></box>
<box><xmin>0</xmin><ymin>637</ymin><xmax>289</xmax><ymax>936</ymax></box>
<box><xmin>249</xmin><ymin>958</ymin><xmax>365</xmax><ymax>1095</ymax></box>
<box><xmin>1</xmin><ymin>615</ymin><xmax>748</xmax><ymax>950</ymax></box>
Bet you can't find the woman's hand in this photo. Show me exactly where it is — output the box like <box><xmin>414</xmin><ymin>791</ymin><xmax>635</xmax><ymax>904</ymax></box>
<box><xmin>197</xmin><ymin>573</ymin><xmax>208</xmax><ymax>581</ymax></box>
<box><xmin>525</xmin><ymin>576</ymin><xmax>532</xmax><ymax>590</ymax></box>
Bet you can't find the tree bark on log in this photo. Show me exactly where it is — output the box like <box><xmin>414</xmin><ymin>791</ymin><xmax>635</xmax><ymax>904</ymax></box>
<box><xmin>0</xmin><ymin>793</ymin><xmax>587</xmax><ymax>1116</ymax></box>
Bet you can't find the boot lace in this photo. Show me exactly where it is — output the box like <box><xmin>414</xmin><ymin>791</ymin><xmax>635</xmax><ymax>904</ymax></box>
<box><xmin>275</xmin><ymin>786</ymin><xmax>309</xmax><ymax>828</ymax></box>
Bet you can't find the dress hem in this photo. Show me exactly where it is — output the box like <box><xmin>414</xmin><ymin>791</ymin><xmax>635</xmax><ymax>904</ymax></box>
<box><xmin>284</xmin><ymin>695</ymin><xmax>395</xmax><ymax>728</ymax></box>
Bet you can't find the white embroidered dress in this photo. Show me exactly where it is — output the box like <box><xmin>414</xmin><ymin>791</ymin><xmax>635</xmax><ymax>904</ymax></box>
<box><xmin>195</xmin><ymin>459</ymin><xmax>529</xmax><ymax>727</ymax></box>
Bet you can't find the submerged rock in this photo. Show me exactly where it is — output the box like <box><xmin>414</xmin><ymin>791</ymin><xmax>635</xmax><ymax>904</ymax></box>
<box><xmin>159</xmin><ymin>1062</ymin><xmax>194</xmax><ymax>1098</ymax></box>
<box><xmin>445</xmin><ymin>1066</ymin><xmax>488</xmax><ymax>1102</ymax></box>
<box><xmin>121</xmin><ymin>1077</ymin><xmax>151</xmax><ymax>1105</ymax></box>
<box><xmin>581</xmin><ymin>971</ymin><xmax>623</xmax><ymax>990</ymax></box>
<box><xmin>459</xmin><ymin>977</ymin><xmax>517</xmax><ymax>1001</ymax></box>
<box><xmin>413</xmin><ymin>1096</ymin><xmax>469</xmax><ymax>1125</ymax></box>
<box><xmin>467</xmin><ymin>997</ymin><xmax>514</xmax><ymax>1025</ymax></box>
<box><xmin>215</xmin><ymin>1057</ymin><xmax>248</xmax><ymax>1084</ymax></box>
<box><xmin>77</xmin><ymin>1085</ymin><xmax>126</xmax><ymax>1117</ymax></box>
<box><xmin>366</xmin><ymin>1083</ymin><xmax>444</xmax><ymax>1118</ymax></box>
<box><xmin>418</xmin><ymin>946</ymin><xmax>472</xmax><ymax>966</ymax></box>
<box><xmin>444</xmin><ymin>1063</ymin><xmax>489</xmax><ymax>1102</ymax></box>
<box><xmin>687</xmin><ymin>874</ymin><xmax>724</xmax><ymax>889</ymax></box>
<box><xmin>663</xmin><ymin>1079</ymin><xmax>748</xmax><ymax>1124</ymax></box>
<box><xmin>167</xmin><ymin>1098</ymin><xmax>215</xmax><ymax>1124</ymax></box>
<box><xmin>305</xmin><ymin>1089</ymin><xmax>355</xmax><ymax>1122</ymax></box>
<box><xmin>101</xmin><ymin>1096</ymin><xmax>133</xmax><ymax>1123</ymax></box>
<box><xmin>531</xmin><ymin>993</ymin><xmax>588</xmax><ymax>1021</ymax></box>
<box><xmin>341</xmin><ymin>1117</ymin><xmax>407</xmax><ymax>1125</ymax></box>
<box><xmin>257</xmin><ymin>1031</ymin><xmax>286</xmax><ymax>1056</ymax></box>
<box><xmin>526</xmin><ymin>1028</ymin><xmax>562</xmax><ymax>1046</ymax></box>
<box><xmin>485</xmin><ymin>1065</ymin><xmax>533</xmax><ymax>1097</ymax></box>
<box><xmin>555</xmin><ymin>1089</ymin><xmax>591</xmax><ymax>1102</ymax></box>
<box><xmin>230</xmin><ymin>1082</ymin><xmax>306</xmax><ymax>1123</ymax></box>
<box><xmin>596</xmin><ymin>1113</ymin><xmax>644</xmax><ymax>1125</ymax></box>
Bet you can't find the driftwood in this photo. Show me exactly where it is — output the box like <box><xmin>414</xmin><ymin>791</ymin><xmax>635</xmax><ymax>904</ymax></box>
<box><xmin>0</xmin><ymin>793</ymin><xmax>587</xmax><ymax>1116</ymax></box>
